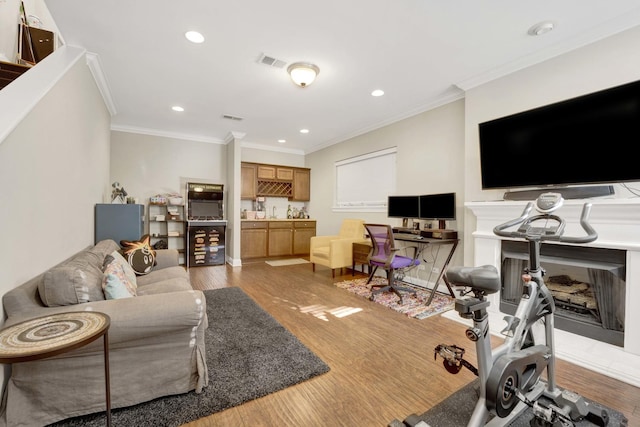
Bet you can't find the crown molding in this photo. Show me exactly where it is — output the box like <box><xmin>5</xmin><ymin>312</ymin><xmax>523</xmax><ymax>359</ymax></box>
<box><xmin>110</xmin><ymin>124</ymin><xmax>226</xmax><ymax>144</ymax></box>
<box><xmin>85</xmin><ymin>52</ymin><xmax>117</xmax><ymax>116</ymax></box>
<box><xmin>241</xmin><ymin>141</ymin><xmax>305</xmax><ymax>156</ymax></box>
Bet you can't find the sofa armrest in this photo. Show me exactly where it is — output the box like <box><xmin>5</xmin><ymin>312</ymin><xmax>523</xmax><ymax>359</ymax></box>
<box><xmin>4</xmin><ymin>290</ymin><xmax>207</xmax><ymax>349</ymax></box>
<box><xmin>154</xmin><ymin>249</ymin><xmax>180</xmax><ymax>270</ymax></box>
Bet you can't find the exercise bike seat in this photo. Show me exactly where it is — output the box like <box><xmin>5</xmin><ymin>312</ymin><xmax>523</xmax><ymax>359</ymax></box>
<box><xmin>445</xmin><ymin>265</ymin><xmax>501</xmax><ymax>294</ymax></box>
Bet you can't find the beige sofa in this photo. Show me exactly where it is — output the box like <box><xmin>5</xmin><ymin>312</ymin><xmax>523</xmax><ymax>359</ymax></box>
<box><xmin>0</xmin><ymin>239</ymin><xmax>208</xmax><ymax>427</ymax></box>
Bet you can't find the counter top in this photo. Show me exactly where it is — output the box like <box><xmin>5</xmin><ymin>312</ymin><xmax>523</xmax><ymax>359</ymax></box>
<box><xmin>241</xmin><ymin>218</ymin><xmax>314</xmax><ymax>222</ymax></box>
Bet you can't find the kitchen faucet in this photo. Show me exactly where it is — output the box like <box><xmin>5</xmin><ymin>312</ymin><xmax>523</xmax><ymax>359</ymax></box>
<box><xmin>271</xmin><ymin>206</ymin><xmax>277</xmax><ymax>219</ymax></box>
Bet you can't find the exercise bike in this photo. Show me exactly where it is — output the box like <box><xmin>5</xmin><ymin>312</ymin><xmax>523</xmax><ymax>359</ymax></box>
<box><xmin>431</xmin><ymin>193</ymin><xmax>609</xmax><ymax>426</ymax></box>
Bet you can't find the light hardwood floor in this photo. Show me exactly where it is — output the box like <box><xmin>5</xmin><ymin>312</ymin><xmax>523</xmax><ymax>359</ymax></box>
<box><xmin>185</xmin><ymin>260</ymin><xmax>640</xmax><ymax>427</ymax></box>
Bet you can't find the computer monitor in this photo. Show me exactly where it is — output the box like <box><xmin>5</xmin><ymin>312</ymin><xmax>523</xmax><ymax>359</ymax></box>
<box><xmin>419</xmin><ymin>192</ymin><xmax>456</xmax><ymax>229</ymax></box>
<box><xmin>387</xmin><ymin>195</ymin><xmax>420</xmax><ymax>220</ymax></box>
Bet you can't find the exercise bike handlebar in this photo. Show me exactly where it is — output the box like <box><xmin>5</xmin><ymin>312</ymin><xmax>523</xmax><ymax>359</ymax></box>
<box><xmin>493</xmin><ymin>202</ymin><xmax>598</xmax><ymax>243</ymax></box>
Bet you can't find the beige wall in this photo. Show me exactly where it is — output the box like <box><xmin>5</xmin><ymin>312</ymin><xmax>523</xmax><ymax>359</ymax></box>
<box><xmin>462</xmin><ymin>24</ymin><xmax>640</xmax><ymax>265</ymax></box>
<box><xmin>110</xmin><ymin>130</ymin><xmax>227</xmax><ymax>213</ymax></box>
<box><xmin>241</xmin><ymin>146</ymin><xmax>305</xmax><ymax>167</ymax></box>
<box><xmin>0</xmin><ymin>49</ymin><xmax>110</xmax><ymax>386</ymax></box>
<box><xmin>305</xmin><ymin>99</ymin><xmax>466</xmax><ymax>268</ymax></box>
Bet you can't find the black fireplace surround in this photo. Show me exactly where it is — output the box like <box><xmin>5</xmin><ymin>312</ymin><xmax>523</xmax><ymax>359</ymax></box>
<box><xmin>500</xmin><ymin>241</ymin><xmax>625</xmax><ymax>347</ymax></box>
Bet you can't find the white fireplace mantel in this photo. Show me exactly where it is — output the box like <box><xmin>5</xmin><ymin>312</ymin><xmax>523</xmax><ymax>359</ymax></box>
<box><xmin>445</xmin><ymin>197</ymin><xmax>640</xmax><ymax>387</ymax></box>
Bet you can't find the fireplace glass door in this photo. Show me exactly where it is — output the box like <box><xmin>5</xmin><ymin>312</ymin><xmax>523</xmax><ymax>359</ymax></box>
<box><xmin>500</xmin><ymin>241</ymin><xmax>625</xmax><ymax>347</ymax></box>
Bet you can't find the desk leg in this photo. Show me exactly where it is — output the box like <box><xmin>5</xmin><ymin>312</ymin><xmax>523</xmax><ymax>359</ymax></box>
<box><xmin>103</xmin><ymin>331</ymin><xmax>111</xmax><ymax>427</ymax></box>
<box><xmin>425</xmin><ymin>240</ymin><xmax>459</xmax><ymax>306</ymax></box>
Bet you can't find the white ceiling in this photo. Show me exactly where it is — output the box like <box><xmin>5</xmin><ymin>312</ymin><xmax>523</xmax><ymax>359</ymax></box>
<box><xmin>44</xmin><ymin>0</ymin><xmax>640</xmax><ymax>154</ymax></box>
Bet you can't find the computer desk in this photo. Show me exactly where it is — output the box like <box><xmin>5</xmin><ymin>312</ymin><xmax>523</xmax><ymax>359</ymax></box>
<box><xmin>393</xmin><ymin>232</ymin><xmax>459</xmax><ymax>306</ymax></box>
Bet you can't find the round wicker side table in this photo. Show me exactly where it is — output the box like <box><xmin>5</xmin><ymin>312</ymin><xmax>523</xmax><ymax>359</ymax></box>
<box><xmin>0</xmin><ymin>311</ymin><xmax>111</xmax><ymax>426</ymax></box>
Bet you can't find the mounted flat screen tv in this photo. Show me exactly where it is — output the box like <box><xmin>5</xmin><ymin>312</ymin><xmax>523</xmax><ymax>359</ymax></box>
<box><xmin>387</xmin><ymin>195</ymin><xmax>420</xmax><ymax>219</ymax></box>
<box><xmin>478</xmin><ymin>79</ymin><xmax>640</xmax><ymax>197</ymax></box>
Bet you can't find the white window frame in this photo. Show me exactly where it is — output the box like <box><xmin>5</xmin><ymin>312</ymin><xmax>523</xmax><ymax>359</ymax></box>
<box><xmin>333</xmin><ymin>147</ymin><xmax>396</xmax><ymax>213</ymax></box>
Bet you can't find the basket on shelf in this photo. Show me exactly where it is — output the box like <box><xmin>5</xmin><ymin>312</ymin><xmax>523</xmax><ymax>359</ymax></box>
<box><xmin>168</xmin><ymin>196</ymin><xmax>183</xmax><ymax>206</ymax></box>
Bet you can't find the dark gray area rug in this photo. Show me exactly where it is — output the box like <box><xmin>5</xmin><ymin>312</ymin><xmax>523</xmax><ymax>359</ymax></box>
<box><xmin>392</xmin><ymin>379</ymin><xmax>628</xmax><ymax>427</ymax></box>
<box><xmin>51</xmin><ymin>287</ymin><xmax>330</xmax><ymax>427</ymax></box>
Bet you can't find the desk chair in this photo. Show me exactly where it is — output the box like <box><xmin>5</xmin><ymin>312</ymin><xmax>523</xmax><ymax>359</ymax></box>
<box><xmin>364</xmin><ymin>223</ymin><xmax>421</xmax><ymax>304</ymax></box>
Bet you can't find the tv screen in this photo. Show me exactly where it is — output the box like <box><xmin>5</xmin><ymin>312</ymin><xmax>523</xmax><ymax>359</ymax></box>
<box><xmin>478</xmin><ymin>79</ymin><xmax>640</xmax><ymax>190</ymax></box>
<box><xmin>419</xmin><ymin>193</ymin><xmax>456</xmax><ymax>220</ymax></box>
<box><xmin>387</xmin><ymin>195</ymin><xmax>420</xmax><ymax>219</ymax></box>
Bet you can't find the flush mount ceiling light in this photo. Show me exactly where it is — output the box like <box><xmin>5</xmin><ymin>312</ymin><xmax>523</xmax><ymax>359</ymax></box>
<box><xmin>171</xmin><ymin>105</ymin><xmax>185</xmax><ymax>112</ymax></box>
<box><xmin>185</xmin><ymin>31</ymin><xmax>204</xmax><ymax>43</ymax></box>
<box><xmin>371</xmin><ymin>89</ymin><xmax>385</xmax><ymax>97</ymax></box>
<box><xmin>287</xmin><ymin>62</ymin><xmax>320</xmax><ymax>87</ymax></box>
<box><xmin>528</xmin><ymin>21</ymin><xmax>555</xmax><ymax>36</ymax></box>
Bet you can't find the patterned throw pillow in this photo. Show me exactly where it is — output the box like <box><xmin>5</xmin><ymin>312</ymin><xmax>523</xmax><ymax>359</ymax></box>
<box><xmin>102</xmin><ymin>258</ymin><xmax>136</xmax><ymax>299</ymax></box>
<box><xmin>120</xmin><ymin>234</ymin><xmax>156</xmax><ymax>275</ymax></box>
<box><xmin>103</xmin><ymin>251</ymin><xmax>138</xmax><ymax>292</ymax></box>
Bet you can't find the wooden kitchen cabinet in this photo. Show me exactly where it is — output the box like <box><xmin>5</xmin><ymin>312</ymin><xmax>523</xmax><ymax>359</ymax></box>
<box><xmin>293</xmin><ymin>220</ymin><xmax>316</xmax><ymax>254</ymax></box>
<box><xmin>241</xmin><ymin>163</ymin><xmax>257</xmax><ymax>199</ymax></box>
<box><xmin>241</xmin><ymin>221</ymin><xmax>268</xmax><ymax>258</ymax></box>
<box><xmin>291</xmin><ymin>168</ymin><xmax>311</xmax><ymax>201</ymax></box>
<box><xmin>257</xmin><ymin>165</ymin><xmax>277</xmax><ymax>180</ymax></box>
<box><xmin>276</xmin><ymin>167</ymin><xmax>294</xmax><ymax>181</ymax></box>
<box><xmin>257</xmin><ymin>165</ymin><xmax>294</xmax><ymax>181</ymax></box>
<box><xmin>268</xmin><ymin>221</ymin><xmax>293</xmax><ymax>256</ymax></box>
<box><xmin>241</xmin><ymin>220</ymin><xmax>316</xmax><ymax>259</ymax></box>
<box><xmin>242</xmin><ymin>162</ymin><xmax>311</xmax><ymax>200</ymax></box>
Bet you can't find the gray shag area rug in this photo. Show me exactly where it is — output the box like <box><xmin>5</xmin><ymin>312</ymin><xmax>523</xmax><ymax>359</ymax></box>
<box><xmin>51</xmin><ymin>287</ymin><xmax>330</xmax><ymax>427</ymax></box>
<box><xmin>391</xmin><ymin>379</ymin><xmax>628</xmax><ymax>427</ymax></box>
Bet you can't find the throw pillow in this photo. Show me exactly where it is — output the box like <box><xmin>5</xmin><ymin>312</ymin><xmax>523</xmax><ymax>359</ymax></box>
<box><xmin>103</xmin><ymin>251</ymin><xmax>138</xmax><ymax>292</ymax></box>
<box><xmin>39</xmin><ymin>266</ymin><xmax>93</xmax><ymax>306</ymax></box>
<box><xmin>119</xmin><ymin>234</ymin><xmax>156</xmax><ymax>275</ymax></box>
<box><xmin>38</xmin><ymin>250</ymin><xmax>106</xmax><ymax>307</ymax></box>
<box><xmin>102</xmin><ymin>258</ymin><xmax>136</xmax><ymax>299</ymax></box>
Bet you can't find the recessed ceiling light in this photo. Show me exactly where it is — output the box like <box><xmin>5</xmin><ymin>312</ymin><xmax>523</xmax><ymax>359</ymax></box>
<box><xmin>172</xmin><ymin>106</ymin><xmax>185</xmax><ymax>112</ymax></box>
<box><xmin>528</xmin><ymin>21</ymin><xmax>555</xmax><ymax>36</ymax></box>
<box><xmin>278</xmin><ymin>139</ymin><xmax>286</xmax><ymax>143</ymax></box>
<box><xmin>371</xmin><ymin>89</ymin><xmax>385</xmax><ymax>97</ymax></box>
<box><xmin>300</xmin><ymin>129</ymin><xmax>309</xmax><ymax>134</ymax></box>
<box><xmin>185</xmin><ymin>31</ymin><xmax>205</xmax><ymax>43</ymax></box>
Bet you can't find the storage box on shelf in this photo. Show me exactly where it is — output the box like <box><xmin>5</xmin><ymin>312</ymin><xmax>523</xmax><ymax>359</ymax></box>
<box><xmin>148</xmin><ymin>201</ymin><xmax>186</xmax><ymax>265</ymax></box>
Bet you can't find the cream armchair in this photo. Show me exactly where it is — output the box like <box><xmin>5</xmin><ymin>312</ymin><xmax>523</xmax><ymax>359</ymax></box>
<box><xmin>310</xmin><ymin>218</ymin><xmax>367</xmax><ymax>277</ymax></box>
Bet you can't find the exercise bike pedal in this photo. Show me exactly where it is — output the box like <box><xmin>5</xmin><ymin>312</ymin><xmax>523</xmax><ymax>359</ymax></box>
<box><xmin>554</xmin><ymin>389</ymin><xmax>610</xmax><ymax>426</ymax></box>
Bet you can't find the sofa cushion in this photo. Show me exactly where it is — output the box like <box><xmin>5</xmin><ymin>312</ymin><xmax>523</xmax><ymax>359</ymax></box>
<box><xmin>136</xmin><ymin>276</ymin><xmax>193</xmax><ymax>295</ymax></box>
<box><xmin>102</xmin><ymin>258</ymin><xmax>136</xmax><ymax>299</ymax></box>
<box><xmin>120</xmin><ymin>235</ymin><xmax>156</xmax><ymax>275</ymax></box>
<box><xmin>38</xmin><ymin>251</ymin><xmax>105</xmax><ymax>307</ymax></box>
<box><xmin>135</xmin><ymin>265</ymin><xmax>188</xmax><ymax>287</ymax></box>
